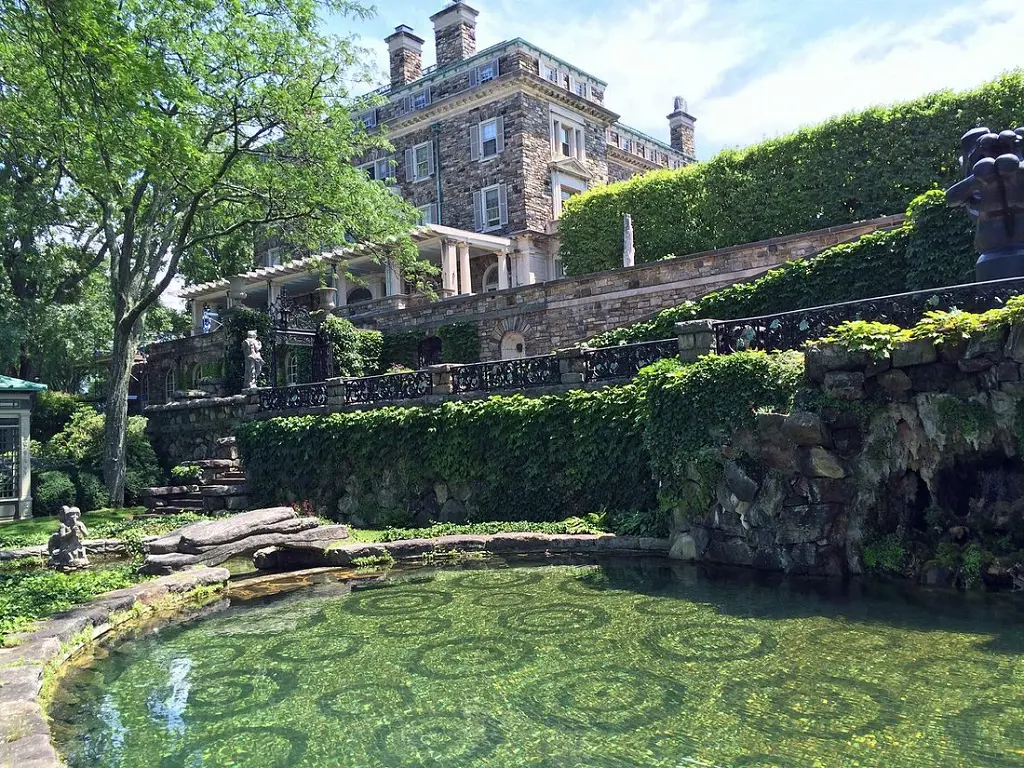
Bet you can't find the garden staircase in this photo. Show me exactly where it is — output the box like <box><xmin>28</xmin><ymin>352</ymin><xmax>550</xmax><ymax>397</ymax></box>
<box><xmin>142</xmin><ymin>437</ymin><xmax>250</xmax><ymax>515</ymax></box>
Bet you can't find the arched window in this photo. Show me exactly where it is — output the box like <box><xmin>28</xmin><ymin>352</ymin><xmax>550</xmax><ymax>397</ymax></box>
<box><xmin>164</xmin><ymin>369</ymin><xmax>176</xmax><ymax>402</ymax></box>
<box><xmin>285</xmin><ymin>353</ymin><xmax>300</xmax><ymax>386</ymax></box>
<box><xmin>191</xmin><ymin>365</ymin><xmax>203</xmax><ymax>389</ymax></box>
<box><xmin>482</xmin><ymin>265</ymin><xmax>499</xmax><ymax>293</ymax></box>
<box><xmin>500</xmin><ymin>331</ymin><xmax>527</xmax><ymax>360</ymax></box>
<box><xmin>347</xmin><ymin>287</ymin><xmax>373</xmax><ymax>304</ymax></box>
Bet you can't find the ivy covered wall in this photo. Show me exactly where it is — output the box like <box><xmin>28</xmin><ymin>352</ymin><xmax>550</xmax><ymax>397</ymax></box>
<box><xmin>559</xmin><ymin>72</ymin><xmax>1023</xmax><ymax>276</ymax></box>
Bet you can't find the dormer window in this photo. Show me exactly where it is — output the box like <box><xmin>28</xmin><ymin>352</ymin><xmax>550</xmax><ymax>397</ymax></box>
<box><xmin>358</xmin><ymin>109</ymin><xmax>378</xmax><ymax>130</ymax></box>
<box><xmin>412</xmin><ymin>89</ymin><xmax>429</xmax><ymax>110</ymax></box>
<box><xmin>574</xmin><ymin>80</ymin><xmax>587</xmax><ymax>97</ymax></box>
<box><xmin>544</xmin><ymin>65</ymin><xmax>558</xmax><ymax>83</ymax></box>
<box><xmin>479</xmin><ymin>61</ymin><xmax>496</xmax><ymax>83</ymax></box>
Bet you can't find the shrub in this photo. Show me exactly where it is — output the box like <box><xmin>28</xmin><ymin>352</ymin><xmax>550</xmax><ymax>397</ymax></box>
<box><xmin>171</xmin><ymin>464</ymin><xmax>204</xmax><ymax>483</ymax></box>
<box><xmin>32</xmin><ymin>471</ymin><xmax>77</xmax><ymax>516</ymax></box>
<box><xmin>237</xmin><ymin>352</ymin><xmax>803</xmax><ymax>533</ymax></box>
<box><xmin>223</xmin><ymin>307</ymin><xmax>273</xmax><ymax>393</ymax></box>
<box><xmin>322</xmin><ymin>316</ymin><xmax>383</xmax><ymax>377</ymax></box>
<box><xmin>75</xmin><ymin>472</ymin><xmax>107</xmax><ymax>513</ymax></box>
<box><xmin>560</xmin><ymin>72</ymin><xmax>1024</xmax><ymax>275</ymax></box>
<box><xmin>381</xmin><ymin>331</ymin><xmax>422</xmax><ymax>370</ymax></box>
<box><xmin>589</xmin><ymin>192</ymin><xmax>974</xmax><ymax>346</ymax></box>
<box><xmin>32</xmin><ymin>390</ymin><xmax>82</xmax><ymax>443</ymax></box>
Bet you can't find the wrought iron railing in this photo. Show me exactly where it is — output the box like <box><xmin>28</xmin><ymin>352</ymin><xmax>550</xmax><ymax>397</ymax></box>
<box><xmin>450</xmin><ymin>356</ymin><xmax>562</xmax><ymax>394</ymax></box>
<box><xmin>341</xmin><ymin>371</ymin><xmax>433</xmax><ymax>405</ymax></box>
<box><xmin>713</xmin><ymin>276</ymin><xmax>1024</xmax><ymax>354</ymax></box>
<box><xmin>587</xmin><ymin>338</ymin><xmax>679</xmax><ymax>381</ymax></box>
<box><xmin>259</xmin><ymin>383</ymin><xmax>328</xmax><ymax>412</ymax></box>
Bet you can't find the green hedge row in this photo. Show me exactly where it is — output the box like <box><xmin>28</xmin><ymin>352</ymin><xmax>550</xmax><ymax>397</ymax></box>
<box><xmin>589</xmin><ymin>191</ymin><xmax>975</xmax><ymax>346</ymax></box>
<box><xmin>560</xmin><ymin>72</ymin><xmax>1024</xmax><ymax>275</ymax></box>
<box><xmin>238</xmin><ymin>352</ymin><xmax>803</xmax><ymax>535</ymax></box>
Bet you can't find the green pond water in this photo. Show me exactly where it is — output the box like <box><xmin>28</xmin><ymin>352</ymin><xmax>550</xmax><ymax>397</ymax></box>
<box><xmin>51</xmin><ymin>559</ymin><xmax>1024</xmax><ymax>767</ymax></box>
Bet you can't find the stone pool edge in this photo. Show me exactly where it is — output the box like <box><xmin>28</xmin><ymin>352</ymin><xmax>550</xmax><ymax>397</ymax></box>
<box><xmin>254</xmin><ymin>532</ymin><xmax>671</xmax><ymax>571</ymax></box>
<box><xmin>0</xmin><ymin>567</ymin><xmax>230</xmax><ymax>768</ymax></box>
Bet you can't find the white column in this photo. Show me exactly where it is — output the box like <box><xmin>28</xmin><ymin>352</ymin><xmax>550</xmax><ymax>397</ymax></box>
<box><xmin>267</xmin><ymin>281</ymin><xmax>281</xmax><ymax>309</ymax></box>
<box><xmin>441</xmin><ymin>239</ymin><xmax>457</xmax><ymax>295</ymax></box>
<box><xmin>498</xmin><ymin>249</ymin><xmax>510</xmax><ymax>290</ymax></box>
<box><xmin>457</xmin><ymin>242</ymin><xmax>472</xmax><ymax>295</ymax></box>
<box><xmin>336</xmin><ymin>272</ymin><xmax>348</xmax><ymax>306</ymax></box>
<box><xmin>191</xmin><ymin>301</ymin><xmax>203</xmax><ymax>336</ymax></box>
<box><xmin>19</xmin><ymin>405</ymin><xmax>31</xmax><ymax>519</ymax></box>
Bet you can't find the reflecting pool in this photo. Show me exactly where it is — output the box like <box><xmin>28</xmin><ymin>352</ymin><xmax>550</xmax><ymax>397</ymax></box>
<box><xmin>51</xmin><ymin>560</ymin><xmax>1024</xmax><ymax>767</ymax></box>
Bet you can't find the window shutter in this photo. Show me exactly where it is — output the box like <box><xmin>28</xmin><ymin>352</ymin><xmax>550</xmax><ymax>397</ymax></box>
<box><xmin>400</xmin><ymin>96</ymin><xmax>410</xmax><ymax>114</ymax></box>
<box><xmin>405</xmin><ymin>148</ymin><xmax>415</xmax><ymax>182</ymax></box>
<box><xmin>429</xmin><ymin>203</ymin><xmax>439</xmax><ymax>225</ymax></box>
<box><xmin>469</xmin><ymin>68</ymin><xmax>479</xmax><ymax>87</ymax></box>
<box><xmin>498</xmin><ymin>184</ymin><xmax>508</xmax><ymax>226</ymax></box>
<box><xmin>367</xmin><ymin>108</ymin><xmax>377</xmax><ymax>127</ymax></box>
<box><xmin>470</xmin><ymin>124</ymin><xmax>481</xmax><ymax>161</ymax></box>
<box><xmin>495</xmin><ymin>116</ymin><xmax>505</xmax><ymax>154</ymax></box>
<box><xmin>576</xmin><ymin>128</ymin><xmax>585</xmax><ymax>160</ymax></box>
<box><xmin>426</xmin><ymin>141</ymin><xmax>435</xmax><ymax>177</ymax></box>
<box><xmin>551</xmin><ymin>120</ymin><xmax>559</xmax><ymax>156</ymax></box>
<box><xmin>490</xmin><ymin>57</ymin><xmax>500</xmax><ymax>76</ymax></box>
<box><xmin>473</xmin><ymin>190</ymin><xmax>483</xmax><ymax>231</ymax></box>
<box><xmin>424</xmin><ymin>86</ymin><xmax>432</xmax><ymax>106</ymax></box>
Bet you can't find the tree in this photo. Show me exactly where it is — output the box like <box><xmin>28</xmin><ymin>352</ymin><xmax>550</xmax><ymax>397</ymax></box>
<box><xmin>0</xmin><ymin>0</ymin><xmax>420</xmax><ymax>504</ymax></box>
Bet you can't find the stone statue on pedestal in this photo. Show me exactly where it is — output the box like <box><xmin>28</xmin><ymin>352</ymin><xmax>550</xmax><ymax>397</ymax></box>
<box><xmin>48</xmin><ymin>505</ymin><xmax>89</xmax><ymax>571</ymax></box>
<box><xmin>946</xmin><ymin>127</ymin><xmax>1024</xmax><ymax>281</ymax></box>
<box><xmin>243</xmin><ymin>330</ymin><xmax>264</xmax><ymax>389</ymax></box>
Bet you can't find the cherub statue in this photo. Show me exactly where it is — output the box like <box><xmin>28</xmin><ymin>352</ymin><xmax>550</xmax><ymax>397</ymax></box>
<box><xmin>947</xmin><ymin>127</ymin><xmax>1024</xmax><ymax>281</ymax></box>
<box><xmin>48</xmin><ymin>505</ymin><xmax>89</xmax><ymax>571</ymax></box>
<box><xmin>243</xmin><ymin>330</ymin><xmax>264</xmax><ymax>389</ymax></box>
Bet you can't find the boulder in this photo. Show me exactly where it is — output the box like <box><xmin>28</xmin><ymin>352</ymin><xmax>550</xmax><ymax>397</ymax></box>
<box><xmin>892</xmin><ymin>339</ymin><xmax>937</xmax><ymax>368</ymax></box>
<box><xmin>876</xmin><ymin>369</ymin><xmax>913</xmax><ymax>393</ymax></box>
<box><xmin>798</xmin><ymin>447</ymin><xmax>846</xmax><ymax>479</ymax></box>
<box><xmin>782</xmin><ymin>412</ymin><xmax>830</xmax><ymax>446</ymax></box>
<box><xmin>823</xmin><ymin>371</ymin><xmax>865</xmax><ymax>400</ymax></box>
<box><xmin>668</xmin><ymin>533</ymin><xmax>698</xmax><ymax>561</ymax></box>
<box><xmin>805</xmin><ymin>344</ymin><xmax>870</xmax><ymax>382</ymax></box>
<box><xmin>1005</xmin><ymin>324</ymin><xmax>1024</xmax><ymax>363</ymax></box>
<box><xmin>723</xmin><ymin>461</ymin><xmax>759</xmax><ymax>502</ymax></box>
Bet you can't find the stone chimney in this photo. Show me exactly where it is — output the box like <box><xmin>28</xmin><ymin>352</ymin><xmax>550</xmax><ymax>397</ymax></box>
<box><xmin>668</xmin><ymin>96</ymin><xmax>697</xmax><ymax>159</ymax></box>
<box><xmin>430</xmin><ymin>2</ymin><xmax>479</xmax><ymax>69</ymax></box>
<box><xmin>386</xmin><ymin>25</ymin><xmax>425</xmax><ymax>88</ymax></box>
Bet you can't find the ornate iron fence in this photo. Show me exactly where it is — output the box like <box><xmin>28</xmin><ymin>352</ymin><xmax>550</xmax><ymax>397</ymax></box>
<box><xmin>714</xmin><ymin>276</ymin><xmax>1024</xmax><ymax>354</ymax></box>
<box><xmin>450</xmin><ymin>356</ymin><xmax>562</xmax><ymax>394</ymax></box>
<box><xmin>587</xmin><ymin>338</ymin><xmax>679</xmax><ymax>381</ymax></box>
<box><xmin>341</xmin><ymin>371</ymin><xmax>433</xmax><ymax>405</ymax></box>
<box><xmin>259</xmin><ymin>383</ymin><xmax>328</xmax><ymax>412</ymax></box>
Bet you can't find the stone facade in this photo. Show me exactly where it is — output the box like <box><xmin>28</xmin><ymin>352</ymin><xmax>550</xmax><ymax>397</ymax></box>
<box><xmin>145</xmin><ymin>395</ymin><xmax>247</xmax><ymax>467</ymax></box>
<box><xmin>341</xmin><ymin>215</ymin><xmax>902</xmax><ymax>360</ymax></box>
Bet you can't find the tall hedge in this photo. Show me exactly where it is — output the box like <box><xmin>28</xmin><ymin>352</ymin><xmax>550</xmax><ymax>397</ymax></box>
<box><xmin>237</xmin><ymin>352</ymin><xmax>803</xmax><ymax>533</ymax></box>
<box><xmin>589</xmin><ymin>191</ymin><xmax>975</xmax><ymax>346</ymax></box>
<box><xmin>560</xmin><ymin>72</ymin><xmax>1024</xmax><ymax>275</ymax></box>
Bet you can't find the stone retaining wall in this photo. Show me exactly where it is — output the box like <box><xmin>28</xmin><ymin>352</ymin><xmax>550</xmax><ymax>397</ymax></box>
<box><xmin>0</xmin><ymin>568</ymin><xmax>230</xmax><ymax>768</ymax></box>
<box><xmin>144</xmin><ymin>395</ymin><xmax>247</xmax><ymax>467</ymax></box>
<box><xmin>670</xmin><ymin>325</ymin><xmax>1024</xmax><ymax>588</ymax></box>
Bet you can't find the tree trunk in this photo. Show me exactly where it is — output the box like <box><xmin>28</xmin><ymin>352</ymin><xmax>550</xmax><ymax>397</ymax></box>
<box><xmin>103</xmin><ymin>320</ymin><xmax>140</xmax><ymax>506</ymax></box>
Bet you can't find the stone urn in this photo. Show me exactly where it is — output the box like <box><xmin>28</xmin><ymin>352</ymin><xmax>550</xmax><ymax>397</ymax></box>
<box><xmin>317</xmin><ymin>286</ymin><xmax>338</xmax><ymax>311</ymax></box>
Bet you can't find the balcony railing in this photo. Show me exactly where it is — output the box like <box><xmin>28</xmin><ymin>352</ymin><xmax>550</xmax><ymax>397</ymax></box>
<box><xmin>340</xmin><ymin>371</ymin><xmax>432</xmax><ymax>405</ymax></box>
<box><xmin>587</xmin><ymin>339</ymin><xmax>679</xmax><ymax>382</ymax></box>
<box><xmin>450</xmin><ymin>355</ymin><xmax>562</xmax><ymax>394</ymax></box>
<box><xmin>259</xmin><ymin>383</ymin><xmax>328</xmax><ymax>412</ymax></box>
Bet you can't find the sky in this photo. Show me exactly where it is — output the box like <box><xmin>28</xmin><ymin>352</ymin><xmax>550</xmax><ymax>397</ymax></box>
<box><xmin>326</xmin><ymin>0</ymin><xmax>1024</xmax><ymax>159</ymax></box>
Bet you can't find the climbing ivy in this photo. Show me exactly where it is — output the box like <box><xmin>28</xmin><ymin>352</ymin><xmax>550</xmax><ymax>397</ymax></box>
<box><xmin>560</xmin><ymin>72</ymin><xmax>1023</xmax><ymax>275</ymax></box>
<box><xmin>438</xmin><ymin>322</ymin><xmax>481</xmax><ymax>363</ymax></box>
<box><xmin>223</xmin><ymin>307</ymin><xmax>273</xmax><ymax>393</ymax></box>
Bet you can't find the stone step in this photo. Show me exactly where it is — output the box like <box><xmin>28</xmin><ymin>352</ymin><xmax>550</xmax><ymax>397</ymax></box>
<box><xmin>201</xmin><ymin>484</ymin><xmax>248</xmax><ymax>497</ymax></box>
<box><xmin>191</xmin><ymin>459</ymin><xmax>237</xmax><ymax>470</ymax></box>
<box><xmin>214</xmin><ymin>436</ymin><xmax>238</xmax><ymax>460</ymax></box>
<box><xmin>213</xmin><ymin>477</ymin><xmax>247</xmax><ymax>487</ymax></box>
<box><xmin>143</xmin><ymin>485</ymin><xmax>200</xmax><ymax>498</ymax></box>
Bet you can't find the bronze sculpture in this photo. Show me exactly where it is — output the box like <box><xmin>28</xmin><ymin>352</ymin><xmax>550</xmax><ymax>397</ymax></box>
<box><xmin>947</xmin><ymin>127</ymin><xmax>1024</xmax><ymax>281</ymax></box>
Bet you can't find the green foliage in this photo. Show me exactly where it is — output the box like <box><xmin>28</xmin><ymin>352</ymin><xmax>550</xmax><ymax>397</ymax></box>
<box><xmin>589</xmin><ymin>192</ymin><xmax>974</xmax><ymax>347</ymax></box>
<box><xmin>814</xmin><ymin>321</ymin><xmax>905</xmax><ymax>358</ymax></box>
<box><xmin>75</xmin><ymin>472</ymin><xmax>107</xmax><ymax>513</ymax></box>
<box><xmin>371</xmin><ymin>516</ymin><xmax>609</xmax><ymax>543</ymax></box>
<box><xmin>32</xmin><ymin>471</ymin><xmax>77</xmax><ymax>516</ymax></box>
<box><xmin>0</xmin><ymin>562</ymin><xmax>141</xmax><ymax>643</ymax></box>
<box><xmin>934</xmin><ymin>395</ymin><xmax>995</xmax><ymax>444</ymax></box>
<box><xmin>40</xmin><ymin>409</ymin><xmax>161</xmax><ymax>505</ymax></box>
<box><xmin>31</xmin><ymin>391</ymin><xmax>82</xmax><ymax>443</ymax></box>
<box><xmin>639</xmin><ymin>353</ymin><xmax>804</xmax><ymax>518</ymax></box>
<box><xmin>381</xmin><ymin>331</ymin><xmax>422</xmax><ymax>370</ymax></box>
<box><xmin>438</xmin><ymin>322</ymin><xmax>481</xmax><ymax>364</ymax></box>
<box><xmin>321</xmin><ymin>316</ymin><xmax>383</xmax><ymax>378</ymax></box>
<box><xmin>862</xmin><ymin>535</ymin><xmax>906</xmax><ymax>574</ymax></box>
<box><xmin>560</xmin><ymin>73</ymin><xmax>1023</xmax><ymax>275</ymax></box>
<box><xmin>224</xmin><ymin>308</ymin><xmax>273</xmax><ymax>393</ymax></box>
<box><xmin>171</xmin><ymin>464</ymin><xmax>204</xmax><ymax>483</ymax></box>
<box><xmin>239</xmin><ymin>352</ymin><xmax>803</xmax><ymax>534</ymax></box>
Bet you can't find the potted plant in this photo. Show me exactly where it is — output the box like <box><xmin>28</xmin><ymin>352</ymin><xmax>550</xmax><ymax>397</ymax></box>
<box><xmin>311</xmin><ymin>260</ymin><xmax>337</xmax><ymax>310</ymax></box>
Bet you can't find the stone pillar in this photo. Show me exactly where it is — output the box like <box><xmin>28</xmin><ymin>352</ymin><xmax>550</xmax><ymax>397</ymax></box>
<box><xmin>336</xmin><ymin>272</ymin><xmax>348</xmax><ymax>306</ymax></box>
<box><xmin>428</xmin><ymin>364</ymin><xmax>457</xmax><ymax>395</ymax></box>
<box><xmin>457</xmin><ymin>242</ymin><xmax>472</xmax><ymax>295</ymax></box>
<box><xmin>497</xmin><ymin>249</ymin><xmax>511</xmax><ymax>290</ymax></box>
<box><xmin>676</xmin><ymin>319</ymin><xmax>718</xmax><ymax>363</ymax></box>
<box><xmin>190</xmin><ymin>301</ymin><xmax>204</xmax><ymax>336</ymax></box>
<box><xmin>326</xmin><ymin>377</ymin><xmax>346</xmax><ymax>409</ymax></box>
<box><xmin>441</xmin><ymin>239</ymin><xmax>458</xmax><ymax>295</ymax></box>
<box><xmin>556</xmin><ymin>347</ymin><xmax>589</xmax><ymax>385</ymax></box>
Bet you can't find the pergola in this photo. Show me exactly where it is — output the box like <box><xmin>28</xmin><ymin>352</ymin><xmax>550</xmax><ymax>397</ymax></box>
<box><xmin>0</xmin><ymin>376</ymin><xmax>47</xmax><ymax>522</ymax></box>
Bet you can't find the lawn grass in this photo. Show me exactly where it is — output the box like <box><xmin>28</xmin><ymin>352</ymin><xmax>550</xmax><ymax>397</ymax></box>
<box><xmin>0</xmin><ymin>508</ymin><xmax>205</xmax><ymax>551</ymax></box>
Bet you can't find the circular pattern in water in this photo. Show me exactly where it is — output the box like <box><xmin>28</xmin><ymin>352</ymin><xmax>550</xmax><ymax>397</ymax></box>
<box><xmin>378</xmin><ymin>614</ymin><xmax>453</xmax><ymax>639</ymax></box>
<box><xmin>723</xmin><ymin>673</ymin><xmax>887</xmax><ymax>740</ymax></box>
<box><xmin>445</xmin><ymin>569</ymin><xmax>544</xmax><ymax>591</ymax></box>
<box><xmin>950</xmin><ymin>701</ymin><xmax>1024</xmax><ymax>768</ymax></box>
<box><xmin>515</xmin><ymin>667</ymin><xmax>691</xmax><ymax>734</ymax></box>
<box><xmin>345</xmin><ymin>586</ymin><xmax>452</xmax><ymax>616</ymax></box>
<box><xmin>645</xmin><ymin>622</ymin><xmax>777</xmax><ymax>663</ymax></box>
<box><xmin>318</xmin><ymin>681</ymin><xmax>413</xmax><ymax>719</ymax></box>
<box><xmin>266</xmin><ymin>631</ymin><xmax>361</xmax><ymax>664</ymax></box>
<box><xmin>373</xmin><ymin>711</ymin><xmax>504</xmax><ymax>768</ymax></box>
<box><xmin>410</xmin><ymin>636</ymin><xmax>534</xmax><ymax>680</ymax></box>
<box><xmin>500</xmin><ymin>602</ymin><xmax>610</xmax><ymax>636</ymax></box>
<box><xmin>187</xmin><ymin>669</ymin><xmax>291</xmax><ymax>716</ymax></box>
<box><xmin>160</xmin><ymin>725</ymin><xmax>308</xmax><ymax>768</ymax></box>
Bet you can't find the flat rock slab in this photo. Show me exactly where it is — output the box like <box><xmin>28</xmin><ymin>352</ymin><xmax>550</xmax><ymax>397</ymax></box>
<box><xmin>142</xmin><ymin>523</ymin><xmax>350</xmax><ymax>575</ymax></box>
<box><xmin>254</xmin><ymin>533</ymin><xmax>670</xmax><ymax>571</ymax></box>
<box><xmin>145</xmin><ymin>507</ymin><xmax>296</xmax><ymax>554</ymax></box>
<box><xmin>0</xmin><ymin>567</ymin><xmax>230</xmax><ymax>768</ymax></box>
